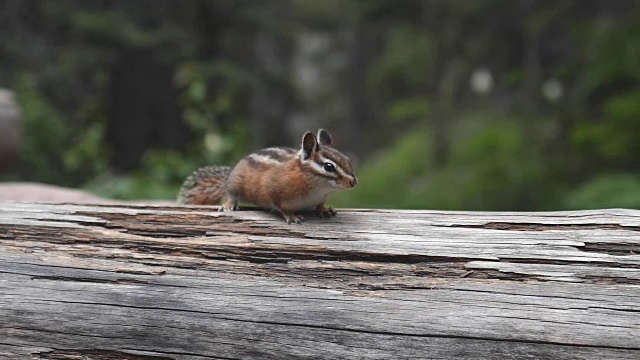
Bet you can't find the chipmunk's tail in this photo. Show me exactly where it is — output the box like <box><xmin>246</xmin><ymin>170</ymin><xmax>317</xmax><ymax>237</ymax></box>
<box><xmin>177</xmin><ymin>165</ymin><xmax>232</xmax><ymax>205</ymax></box>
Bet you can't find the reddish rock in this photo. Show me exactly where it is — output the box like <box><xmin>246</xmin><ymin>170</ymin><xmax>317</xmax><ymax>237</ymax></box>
<box><xmin>0</xmin><ymin>88</ymin><xmax>21</xmax><ymax>172</ymax></box>
<box><xmin>0</xmin><ymin>182</ymin><xmax>111</xmax><ymax>204</ymax></box>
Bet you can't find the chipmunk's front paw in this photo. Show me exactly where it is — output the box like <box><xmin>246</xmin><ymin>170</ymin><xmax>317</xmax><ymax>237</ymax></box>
<box><xmin>283</xmin><ymin>214</ymin><xmax>305</xmax><ymax>224</ymax></box>
<box><xmin>316</xmin><ymin>205</ymin><xmax>337</xmax><ymax>218</ymax></box>
<box><xmin>219</xmin><ymin>200</ymin><xmax>238</xmax><ymax>212</ymax></box>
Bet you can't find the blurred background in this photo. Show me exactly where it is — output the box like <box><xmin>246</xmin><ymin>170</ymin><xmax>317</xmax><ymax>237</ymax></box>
<box><xmin>0</xmin><ymin>0</ymin><xmax>638</xmax><ymax>210</ymax></box>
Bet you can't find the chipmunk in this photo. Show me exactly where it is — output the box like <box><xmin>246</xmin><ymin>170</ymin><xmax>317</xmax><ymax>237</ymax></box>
<box><xmin>177</xmin><ymin>129</ymin><xmax>357</xmax><ymax>224</ymax></box>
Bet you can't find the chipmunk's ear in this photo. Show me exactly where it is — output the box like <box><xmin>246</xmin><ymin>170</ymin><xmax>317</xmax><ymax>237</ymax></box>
<box><xmin>317</xmin><ymin>129</ymin><xmax>332</xmax><ymax>146</ymax></box>
<box><xmin>301</xmin><ymin>131</ymin><xmax>318</xmax><ymax>160</ymax></box>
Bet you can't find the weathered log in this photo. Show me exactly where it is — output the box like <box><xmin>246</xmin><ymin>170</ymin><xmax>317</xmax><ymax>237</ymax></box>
<box><xmin>0</xmin><ymin>201</ymin><xmax>639</xmax><ymax>359</ymax></box>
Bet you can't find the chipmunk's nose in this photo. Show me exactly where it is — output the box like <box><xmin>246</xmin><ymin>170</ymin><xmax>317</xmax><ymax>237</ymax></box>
<box><xmin>350</xmin><ymin>176</ymin><xmax>358</xmax><ymax>187</ymax></box>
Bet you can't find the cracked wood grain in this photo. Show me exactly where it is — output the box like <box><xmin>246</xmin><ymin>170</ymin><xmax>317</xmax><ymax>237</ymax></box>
<box><xmin>0</xmin><ymin>201</ymin><xmax>639</xmax><ymax>359</ymax></box>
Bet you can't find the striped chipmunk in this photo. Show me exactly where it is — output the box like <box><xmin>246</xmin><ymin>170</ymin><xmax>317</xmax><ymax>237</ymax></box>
<box><xmin>177</xmin><ymin>129</ymin><xmax>358</xmax><ymax>224</ymax></box>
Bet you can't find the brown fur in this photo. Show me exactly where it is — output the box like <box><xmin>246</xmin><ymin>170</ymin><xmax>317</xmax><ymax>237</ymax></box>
<box><xmin>226</xmin><ymin>155</ymin><xmax>313</xmax><ymax>209</ymax></box>
<box><xmin>271</xmin><ymin>159</ymin><xmax>313</xmax><ymax>209</ymax></box>
<box><xmin>178</xmin><ymin>130</ymin><xmax>356</xmax><ymax>223</ymax></box>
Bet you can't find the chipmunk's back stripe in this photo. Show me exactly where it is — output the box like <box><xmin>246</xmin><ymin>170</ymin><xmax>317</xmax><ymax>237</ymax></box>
<box><xmin>256</xmin><ymin>147</ymin><xmax>296</xmax><ymax>162</ymax></box>
<box><xmin>245</xmin><ymin>147</ymin><xmax>297</xmax><ymax>168</ymax></box>
<box><xmin>247</xmin><ymin>154</ymin><xmax>280</xmax><ymax>166</ymax></box>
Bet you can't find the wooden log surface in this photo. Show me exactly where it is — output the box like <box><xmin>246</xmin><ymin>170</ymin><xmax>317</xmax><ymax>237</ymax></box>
<box><xmin>0</xmin><ymin>201</ymin><xmax>639</xmax><ymax>359</ymax></box>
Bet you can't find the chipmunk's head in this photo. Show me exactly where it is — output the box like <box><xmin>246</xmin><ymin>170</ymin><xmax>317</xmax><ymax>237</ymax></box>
<box><xmin>300</xmin><ymin>129</ymin><xmax>358</xmax><ymax>190</ymax></box>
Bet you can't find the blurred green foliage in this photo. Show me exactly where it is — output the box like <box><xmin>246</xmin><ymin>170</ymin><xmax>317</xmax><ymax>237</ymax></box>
<box><xmin>573</xmin><ymin>91</ymin><xmax>640</xmax><ymax>167</ymax></box>
<box><xmin>564</xmin><ymin>174</ymin><xmax>640</xmax><ymax>209</ymax></box>
<box><xmin>334</xmin><ymin>116</ymin><xmax>554</xmax><ymax>210</ymax></box>
<box><xmin>16</xmin><ymin>76</ymin><xmax>110</xmax><ymax>186</ymax></box>
<box><xmin>1</xmin><ymin>0</ymin><xmax>638</xmax><ymax>210</ymax></box>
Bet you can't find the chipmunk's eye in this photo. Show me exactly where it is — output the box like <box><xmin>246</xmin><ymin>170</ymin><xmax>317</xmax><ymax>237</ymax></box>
<box><xmin>323</xmin><ymin>163</ymin><xmax>336</xmax><ymax>172</ymax></box>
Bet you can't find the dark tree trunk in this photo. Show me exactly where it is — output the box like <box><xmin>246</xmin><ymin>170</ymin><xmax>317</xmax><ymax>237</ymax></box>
<box><xmin>248</xmin><ymin>1</ymin><xmax>295</xmax><ymax>150</ymax></box>
<box><xmin>522</xmin><ymin>0</ymin><xmax>542</xmax><ymax>115</ymax></box>
<box><xmin>106</xmin><ymin>47</ymin><xmax>190</xmax><ymax>171</ymax></box>
<box><xmin>345</xmin><ymin>25</ymin><xmax>376</xmax><ymax>157</ymax></box>
<box><xmin>425</xmin><ymin>6</ymin><xmax>459</xmax><ymax>169</ymax></box>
